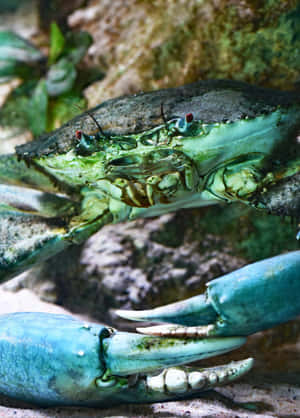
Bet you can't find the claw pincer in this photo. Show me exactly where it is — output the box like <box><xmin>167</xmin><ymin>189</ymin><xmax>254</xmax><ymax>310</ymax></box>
<box><xmin>0</xmin><ymin>312</ymin><xmax>250</xmax><ymax>407</ymax></box>
<box><xmin>118</xmin><ymin>251</ymin><xmax>300</xmax><ymax>338</ymax></box>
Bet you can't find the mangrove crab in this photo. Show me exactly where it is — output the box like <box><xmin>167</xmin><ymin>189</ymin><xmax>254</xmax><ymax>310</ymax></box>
<box><xmin>0</xmin><ymin>79</ymin><xmax>299</xmax><ymax>407</ymax></box>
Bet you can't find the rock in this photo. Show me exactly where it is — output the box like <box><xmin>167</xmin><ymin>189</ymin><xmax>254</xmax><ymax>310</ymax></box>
<box><xmin>0</xmin><ymin>0</ymin><xmax>39</xmax><ymax>37</ymax></box>
<box><xmin>67</xmin><ymin>0</ymin><xmax>300</xmax><ymax>106</ymax></box>
<box><xmin>19</xmin><ymin>210</ymin><xmax>244</xmax><ymax>328</ymax></box>
<box><xmin>15</xmin><ymin>203</ymin><xmax>297</xmax><ymax>329</ymax></box>
<box><xmin>0</xmin><ymin>123</ymin><xmax>32</xmax><ymax>154</ymax></box>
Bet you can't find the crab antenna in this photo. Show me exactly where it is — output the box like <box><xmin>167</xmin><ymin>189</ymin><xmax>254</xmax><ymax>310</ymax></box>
<box><xmin>160</xmin><ymin>103</ymin><xmax>168</xmax><ymax>126</ymax></box>
<box><xmin>86</xmin><ymin>110</ymin><xmax>109</xmax><ymax>139</ymax></box>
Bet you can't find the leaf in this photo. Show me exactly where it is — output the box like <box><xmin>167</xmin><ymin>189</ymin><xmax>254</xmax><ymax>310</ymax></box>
<box><xmin>47</xmin><ymin>92</ymin><xmax>86</xmax><ymax>131</ymax></box>
<box><xmin>27</xmin><ymin>79</ymin><xmax>48</xmax><ymax>136</ymax></box>
<box><xmin>0</xmin><ymin>59</ymin><xmax>37</xmax><ymax>82</ymax></box>
<box><xmin>46</xmin><ymin>58</ymin><xmax>77</xmax><ymax>97</ymax></box>
<box><xmin>49</xmin><ymin>22</ymin><xmax>65</xmax><ymax>65</ymax></box>
<box><xmin>64</xmin><ymin>31</ymin><xmax>93</xmax><ymax>65</ymax></box>
<box><xmin>0</xmin><ymin>59</ymin><xmax>20</xmax><ymax>80</ymax></box>
<box><xmin>0</xmin><ymin>94</ymin><xmax>31</xmax><ymax>131</ymax></box>
<box><xmin>0</xmin><ymin>31</ymin><xmax>44</xmax><ymax>63</ymax></box>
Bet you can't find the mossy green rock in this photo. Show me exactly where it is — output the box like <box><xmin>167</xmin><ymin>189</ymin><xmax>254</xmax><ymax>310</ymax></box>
<box><xmin>71</xmin><ymin>0</ymin><xmax>300</xmax><ymax>106</ymax></box>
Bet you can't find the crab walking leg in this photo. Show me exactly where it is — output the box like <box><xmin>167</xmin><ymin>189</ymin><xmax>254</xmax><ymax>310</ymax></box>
<box><xmin>116</xmin><ymin>251</ymin><xmax>300</xmax><ymax>337</ymax></box>
<box><xmin>0</xmin><ymin>154</ymin><xmax>57</xmax><ymax>192</ymax></box>
<box><xmin>0</xmin><ymin>182</ymin><xmax>113</xmax><ymax>281</ymax></box>
<box><xmin>0</xmin><ymin>312</ymin><xmax>250</xmax><ymax>407</ymax></box>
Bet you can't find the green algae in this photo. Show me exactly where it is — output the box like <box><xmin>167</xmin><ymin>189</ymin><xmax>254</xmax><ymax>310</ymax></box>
<box><xmin>151</xmin><ymin>1</ymin><xmax>300</xmax><ymax>89</ymax></box>
<box><xmin>85</xmin><ymin>0</ymin><xmax>300</xmax><ymax>105</ymax></box>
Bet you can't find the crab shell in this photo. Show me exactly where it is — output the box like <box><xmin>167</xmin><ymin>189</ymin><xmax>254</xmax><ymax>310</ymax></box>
<box><xmin>16</xmin><ymin>79</ymin><xmax>300</xmax><ymax>159</ymax></box>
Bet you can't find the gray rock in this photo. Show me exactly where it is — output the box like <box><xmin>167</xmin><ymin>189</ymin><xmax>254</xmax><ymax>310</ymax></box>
<box><xmin>16</xmin><ymin>210</ymin><xmax>244</xmax><ymax>327</ymax></box>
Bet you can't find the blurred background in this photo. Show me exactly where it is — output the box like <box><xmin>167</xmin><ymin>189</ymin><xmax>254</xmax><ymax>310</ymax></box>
<box><xmin>0</xmin><ymin>1</ymin><xmax>300</xmax><ymax>416</ymax></box>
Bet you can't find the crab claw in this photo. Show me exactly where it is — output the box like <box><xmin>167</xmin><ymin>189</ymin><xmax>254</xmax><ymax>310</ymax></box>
<box><xmin>116</xmin><ymin>251</ymin><xmax>300</xmax><ymax>338</ymax></box>
<box><xmin>102</xmin><ymin>330</ymin><xmax>251</xmax><ymax>405</ymax></box>
<box><xmin>104</xmin><ymin>329</ymin><xmax>245</xmax><ymax>376</ymax></box>
<box><xmin>118</xmin><ymin>358</ymin><xmax>253</xmax><ymax>404</ymax></box>
<box><xmin>0</xmin><ymin>312</ymin><xmax>249</xmax><ymax>407</ymax></box>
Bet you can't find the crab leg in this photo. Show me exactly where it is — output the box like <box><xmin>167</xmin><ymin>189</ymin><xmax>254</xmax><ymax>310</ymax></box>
<box><xmin>0</xmin><ymin>312</ymin><xmax>251</xmax><ymax>407</ymax></box>
<box><xmin>0</xmin><ymin>181</ymin><xmax>112</xmax><ymax>281</ymax></box>
<box><xmin>117</xmin><ymin>251</ymin><xmax>300</xmax><ymax>337</ymax></box>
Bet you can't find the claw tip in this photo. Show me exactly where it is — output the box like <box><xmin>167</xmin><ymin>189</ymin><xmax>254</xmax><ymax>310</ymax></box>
<box><xmin>114</xmin><ymin>309</ymin><xmax>146</xmax><ymax>322</ymax></box>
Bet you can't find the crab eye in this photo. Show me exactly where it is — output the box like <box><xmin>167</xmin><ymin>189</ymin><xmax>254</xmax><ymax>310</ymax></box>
<box><xmin>75</xmin><ymin>132</ymin><xmax>99</xmax><ymax>156</ymax></box>
<box><xmin>185</xmin><ymin>113</ymin><xmax>193</xmax><ymax>123</ymax></box>
<box><xmin>175</xmin><ymin>112</ymin><xmax>194</xmax><ymax>133</ymax></box>
<box><xmin>176</xmin><ymin>118</ymin><xmax>186</xmax><ymax>131</ymax></box>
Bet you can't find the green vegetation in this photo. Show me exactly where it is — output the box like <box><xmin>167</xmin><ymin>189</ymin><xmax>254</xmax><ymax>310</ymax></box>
<box><xmin>138</xmin><ymin>1</ymin><xmax>300</xmax><ymax>92</ymax></box>
<box><xmin>0</xmin><ymin>24</ymin><xmax>102</xmax><ymax>136</ymax></box>
<box><xmin>192</xmin><ymin>205</ymin><xmax>299</xmax><ymax>262</ymax></box>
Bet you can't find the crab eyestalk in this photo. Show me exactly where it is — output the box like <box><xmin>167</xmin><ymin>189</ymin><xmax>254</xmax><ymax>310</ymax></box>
<box><xmin>0</xmin><ymin>312</ymin><xmax>251</xmax><ymax>407</ymax></box>
<box><xmin>116</xmin><ymin>251</ymin><xmax>300</xmax><ymax>338</ymax></box>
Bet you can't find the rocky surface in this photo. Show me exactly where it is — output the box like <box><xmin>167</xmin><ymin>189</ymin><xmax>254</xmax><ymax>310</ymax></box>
<box><xmin>6</xmin><ymin>203</ymin><xmax>297</xmax><ymax>328</ymax></box>
<box><xmin>0</xmin><ymin>0</ymin><xmax>39</xmax><ymax>37</ymax></box>
<box><xmin>67</xmin><ymin>0</ymin><xmax>300</xmax><ymax>106</ymax></box>
<box><xmin>5</xmin><ymin>210</ymin><xmax>246</xmax><ymax>328</ymax></box>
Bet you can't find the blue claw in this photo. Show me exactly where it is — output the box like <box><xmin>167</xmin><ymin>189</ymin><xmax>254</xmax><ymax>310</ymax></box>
<box><xmin>0</xmin><ymin>312</ymin><xmax>250</xmax><ymax>407</ymax></box>
<box><xmin>116</xmin><ymin>251</ymin><xmax>300</xmax><ymax>337</ymax></box>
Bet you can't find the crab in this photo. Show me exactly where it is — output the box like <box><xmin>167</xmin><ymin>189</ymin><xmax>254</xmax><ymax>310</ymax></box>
<box><xmin>0</xmin><ymin>79</ymin><xmax>299</xmax><ymax>407</ymax></box>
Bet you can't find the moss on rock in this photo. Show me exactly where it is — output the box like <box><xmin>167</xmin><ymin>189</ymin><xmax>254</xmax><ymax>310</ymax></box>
<box><xmin>70</xmin><ymin>0</ymin><xmax>300</xmax><ymax>106</ymax></box>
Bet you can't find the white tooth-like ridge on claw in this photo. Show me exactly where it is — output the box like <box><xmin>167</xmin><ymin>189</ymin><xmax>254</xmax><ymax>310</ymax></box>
<box><xmin>217</xmin><ymin>370</ymin><xmax>227</xmax><ymax>383</ymax></box>
<box><xmin>165</xmin><ymin>368</ymin><xmax>188</xmax><ymax>393</ymax></box>
<box><xmin>137</xmin><ymin>324</ymin><xmax>215</xmax><ymax>337</ymax></box>
<box><xmin>208</xmin><ymin>372</ymin><xmax>218</xmax><ymax>385</ymax></box>
<box><xmin>188</xmin><ymin>371</ymin><xmax>205</xmax><ymax>389</ymax></box>
<box><xmin>146</xmin><ymin>372</ymin><xmax>165</xmax><ymax>392</ymax></box>
<box><xmin>146</xmin><ymin>359</ymin><xmax>254</xmax><ymax>394</ymax></box>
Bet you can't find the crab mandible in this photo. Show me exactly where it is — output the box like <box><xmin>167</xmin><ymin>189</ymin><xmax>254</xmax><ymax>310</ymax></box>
<box><xmin>0</xmin><ymin>80</ymin><xmax>299</xmax><ymax>407</ymax></box>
